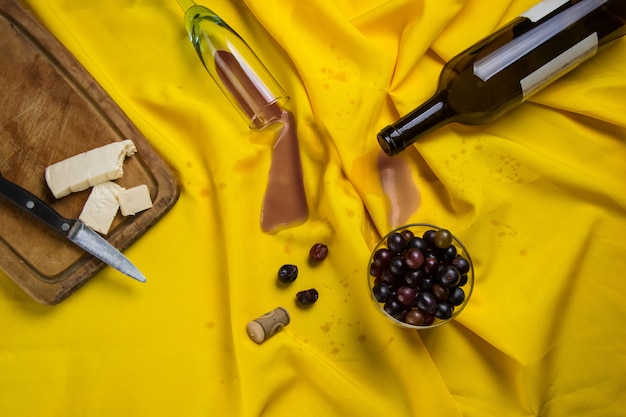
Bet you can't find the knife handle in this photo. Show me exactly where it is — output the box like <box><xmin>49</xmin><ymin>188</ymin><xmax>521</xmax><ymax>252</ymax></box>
<box><xmin>0</xmin><ymin>172</ymin><xmax>74</xmax><ymax>234</ymax></box>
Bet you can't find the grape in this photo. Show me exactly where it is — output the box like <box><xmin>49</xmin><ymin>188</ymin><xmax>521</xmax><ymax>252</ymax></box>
<box><xmin>438</xmin><ymin>265</ymin><xmax>460</xmax><ymax>287</ymax></box>
<box><xmin>452</xmin><ymin>256</ymin><xmax>471</xmax><ymax>275</ymax></box>
<box><xmin>405</xmin><ymin>248</ymin><xmax>424</xmax><ymax>269</ymax></box>
<box><xmin>407</xmin><ymin>236</ymin><xmax>428</xmax><ymax>253</ymax></box>
<box><xmin>372</xmin><ymin>282</ymin><xmax>391</xmax><ymax>302</ymax></box>
<box><xmin>373</xmin><ymin>248</ymin><xmax>393</xmax><ymax>268</ymax></box>
<box><xmin>296</xmin><ymin>288</ymin><xmax>319</xmax><ymax>305</ymax></box>
<box><xmin>387</xmin><ymin>232</ymin><xmax>407</xmax><ymax>254</ymax></box>
<box><xmin>277</xmin><ymin>264</ymin><xmax>298</xmax><ymax>283</ymax></box>
<box><xmin>448</xmin><ymin>286</ymin><xmax>465</xmax><ymax>306</ymax></box>
<box><xmin>416</xmin><ymin>291</ymin><xmax>437</xmax><ymax>314</ymax></box>
<box><xmin>405</xmin><ymin>309</ymin><xmax>425</xmax><ymax>326</ymax></box>
<box><xmin>404</xmin><ymin>269</ymin><xmax>424</xmax><ymax>289</ymax></box>
<box><xmin>434</xmin><ymin>228</ymin><xmax>453</xmax><ymax>249</ymax></box>
<box><xmin>396</xmin><ymin>286</ymin><xmax>416</xmax><ymax>306</ymax></box>
<box><xmin>388</xmin><ymin>257</ymin><xmax>407</xmax><ymax>276</ymax></box>
<box><xmin>435</xmin><ymin>302</ymin><xmax>453</xmax><ymax>319</ymax></box>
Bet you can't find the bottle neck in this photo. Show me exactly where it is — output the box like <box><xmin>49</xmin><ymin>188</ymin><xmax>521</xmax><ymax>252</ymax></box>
<box><xmin>377</xmin><ymin>90</ymin><xmax>454</xmax><ymax>156</ymax></box>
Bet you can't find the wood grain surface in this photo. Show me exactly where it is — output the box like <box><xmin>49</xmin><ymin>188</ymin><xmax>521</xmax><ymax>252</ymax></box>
<box><xmin>0</xmin><ymin>0</ymin><xmax>180</xmax><ymax>304</ymax></box>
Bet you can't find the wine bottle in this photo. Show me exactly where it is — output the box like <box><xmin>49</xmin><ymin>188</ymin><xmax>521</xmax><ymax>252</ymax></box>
<box><xmin>178</xmin><ymin>0</ymin><xmax>289</xmax><ymax>129</ymax></box>
<box><xmin>377</xmin><ymin>0</ymin><xmax>626</xmax><ymax>156</ymax></box>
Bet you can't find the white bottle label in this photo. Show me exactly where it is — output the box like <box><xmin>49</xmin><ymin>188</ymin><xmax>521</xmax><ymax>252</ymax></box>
<box><xmin>520</xmin><ymin>32</ymin><xmax>598</xmax><ymax>98</ymax></box>
<box><xmin>521</xmin><ymin>0</ymin><xmax>569</xmax><ymax>22</ymax></box>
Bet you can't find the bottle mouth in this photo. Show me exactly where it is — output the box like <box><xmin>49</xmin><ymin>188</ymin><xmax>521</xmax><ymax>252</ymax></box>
<box><xmin>377</xmin><ymin>125</ymin><xmax>405</xmax><ymax>156</ymax></box>
<box><xmin>249</xmin><ymin>96</ymin><xmax>290</xmax><ymax>130</ymax></box>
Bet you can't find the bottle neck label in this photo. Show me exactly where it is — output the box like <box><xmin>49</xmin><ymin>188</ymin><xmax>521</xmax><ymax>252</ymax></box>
<box><xmin>520</xmin><ymin>32</ymin><xmax>598</xmax><ymax>98</ymax></box>
<box><xmin>521</xmin><ymin>0</ymin><xmax>570</xmax><ymax>22</ymax></box>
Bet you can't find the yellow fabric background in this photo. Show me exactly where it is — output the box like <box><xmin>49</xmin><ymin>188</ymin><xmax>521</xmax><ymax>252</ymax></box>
<box><xmin>2</xmin><ymin>0</ymin><xmax>626</xmax><ymax>415</ymax></box>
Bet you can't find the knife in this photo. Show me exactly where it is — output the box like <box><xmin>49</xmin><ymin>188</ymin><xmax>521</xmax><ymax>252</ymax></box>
<box><xmin>0</xmin><ymin>171</ymin><xmax>146</xmax><ymax>283</ymax></box>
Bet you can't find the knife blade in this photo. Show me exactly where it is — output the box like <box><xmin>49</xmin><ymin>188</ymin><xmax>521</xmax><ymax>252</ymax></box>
<box><xmin>0</xmin><ymin>171</ymin><xmax>146</xmax><ymax>283</ymax></box>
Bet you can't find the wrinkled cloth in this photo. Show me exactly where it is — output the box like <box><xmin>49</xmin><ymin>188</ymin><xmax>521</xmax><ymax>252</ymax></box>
<box><xmin>1</xmin><ymin>0</ymin><xmax>626</xmax><ymax>416</ymax></box>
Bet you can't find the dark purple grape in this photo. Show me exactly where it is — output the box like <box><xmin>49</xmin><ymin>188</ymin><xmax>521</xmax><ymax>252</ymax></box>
<box><xmin>391</xmin><ymin>308</ymin><xmax>408</xmax><ymax>322</ymax></box>
<box><xmin>387</xmin><ymin>232</ymin><xmax>407</xmax><ymax>254</ymax></box>
<box><xmin>372</xmin><ymin>283</ymin><xmax>392</xmax><ymax>303</ymax></box>
<box><xmin>405</xmin><ymin>309</ymin><xmax>425</xmax><ymax>326</ymax></box>
<box><xmin>396</xmin><ymin>286</ymin><xmax>416</xmax><ymax>306</ymax></box>
<box><xmin>458</xmin><ymin>274</ymin><xmax>468</xmax><ymax>286</ymax></box>
<box><xmin>296</xmin><ymin>288</ymin><xmax>319</xmax><ymax>305</ymax></box>
<box><xmin>369</xmin><ymin>263</ymin><xmax>382</xmax><ymax>278</ymax></box>
<box><xmin>404</xmin><ymin>269</ymin><xmax>425</xmax><ymax>289</ymax></box>
<box><xmin>400</xmin><ymin>229</ymin><xmax>414</xmax><ymax>241</ymax></box>
<box><xmin>435</xmin><ymin>302</ymin><xmax>453</xmax><ymax>319</ymax></box>
<box><xmin>407</xmin><ymin>236</ymin><xmax>428</xmax><ymax>253</ymax></box>
<box><xmin>278</xmin><ymin>264</ymin><xmax>298</xmax><ymax>283</ymax></box>
<box><xmin>380</xmin><ymin>268</ymin><xmax>398</xmax><ymax>285</ymax></box>
<box><xmin>388</xmin><ymin>256</ymin><xmax>407</xmax><ymax>276</ymax></box>
<box><xmin>405</xmin><ymin>248</ymin><xmax>424</xmax><ymax>269</ymax></box>
<box><xmin>438</xmin><ymin>265</ymin><xmax>461</xmax><ymax>287</ymax></box>
<box><xmin>420</xmin><ymin>277</ymin><xmax>436</xmax><ymax>292</ymax></box>
<box><xmin>432</xmin><ymin>283</ymin><xmax>449</xmax><ymax>301</ymax></box>
<box><xmin>373</xmin><ymin>248</ymin><xmax>393</xmax><ymax>268</ymax></box>
<box><xmin>422</xmin><ymin>229</ymin><xmax>437</xmax><ymax>249</ymax></box>
<box><xmin>437</xmin><ymin>244</ymin><xmax>457</xmax><ymax>263</ymax></box>
<box><xmin>448</xmin><ymin>286</ymin><xmax>465</xmax><ymax>306</ymax></box>
<box><xmin>423</xmin><ymin>257</ymin><xmax>439</xmax><ymax>276</ymax></box>
<box><xmin>309</xmin><ymin>243</ymin><xmax>328</xmax><ymax>262</ymax></box>
<box><xmin>423</xmin><ymin>313</ymin><xmax>436</xmax><ymax>326</ymax></box>
<box><xmin>434</xmin><ymin>228</ymin><xmax>453</xmax><ymax>249</ymax></box>
<box><xmin>384</xmin><ymin>298</ymin><xmax>404</xmax><ymax>315</ymax></box>
<box><xmin>416</xmin><ymin>291</ymin><xmax>437</xmax><ymax>314</ymax></box>
<box><xmin>452</xmin><ymin>256</ymin><xmax>471</xmax><ymax>275</ymax></box>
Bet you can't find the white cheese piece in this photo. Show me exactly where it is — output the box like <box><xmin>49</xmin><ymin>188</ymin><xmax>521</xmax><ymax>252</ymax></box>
<box><xmin>45</xmin><ymin>140</ymin><xmax>137</xmax><ymax>199</ymax></box>
<box><xmin>78</xmin><ymin>181</ymin><xmax>123</xmax><ymax>235</ymax></box>
<box><xmin>118</xmin><ymin>184</ymin><xmax>153</xmax><ymax>216</ymax></box>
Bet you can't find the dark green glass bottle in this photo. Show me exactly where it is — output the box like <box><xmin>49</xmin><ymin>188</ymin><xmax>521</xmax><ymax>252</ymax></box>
<box><xmin>377</xmin><ymin>0</ymin><xmax>626</xmax><ymax>156</ymax></box>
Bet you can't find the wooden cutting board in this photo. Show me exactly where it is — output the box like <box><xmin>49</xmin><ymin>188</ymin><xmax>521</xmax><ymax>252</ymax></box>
<box><xmin>0</xmin><ymin>0</ymin><xmax>180</xmax><ymax>304</ymax></box>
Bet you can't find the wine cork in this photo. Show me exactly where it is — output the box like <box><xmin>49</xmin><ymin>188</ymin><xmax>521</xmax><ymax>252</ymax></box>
<box><xmin>246</xmin><ymin>307</ymin><xmax>290</xmax><ymax>344</ymax></box>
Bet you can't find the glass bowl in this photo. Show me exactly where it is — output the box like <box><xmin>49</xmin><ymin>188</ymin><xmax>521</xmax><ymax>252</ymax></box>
<box><xmin>367</xmin><ymin>223</ymin><xmax>474</xmax><ymax>329</ymax></box>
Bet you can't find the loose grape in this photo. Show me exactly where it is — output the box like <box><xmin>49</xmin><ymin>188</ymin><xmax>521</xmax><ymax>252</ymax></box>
<box><xmin>277</xmin><ymin>264</ymin><xmax>298</xmax><ymax>283</ymax></box>
<box><xmin>296</xmin><ymin>288</ymin><xmax>319</xmax><ymax>305</ymax></box>
<box><xmin>458</xmin><ymin>274</ymin><xmax>469</xmax><ymax>287</ymax></box>
<box><xmin>309</xmin><ymin>243</ymin><xmax>328</xmax><ymax>262</ymax></box>
<box><xmin>434</xmin><ymin>228</ymin><xmax>453</xmax><ymax>249</ymax></box>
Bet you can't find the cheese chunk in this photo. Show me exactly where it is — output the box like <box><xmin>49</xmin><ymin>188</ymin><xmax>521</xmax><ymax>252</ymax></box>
<box><xmin>118</xmin><ymin>184</ymin><xmax>153</xmax><ymax>216</ymax></box>
<box><xmin>78</xmin><ymin>182</ymin><xmax>122</xmax><ymax>235</ymax></box>
<box><xmin>45</xmin><ymin>140</ymin><xmax>137</xmax><ymax>199</ymax></box>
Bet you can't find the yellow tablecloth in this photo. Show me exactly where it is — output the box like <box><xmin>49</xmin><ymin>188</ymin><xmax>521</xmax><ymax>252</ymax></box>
<box><xmin>2</xmin><ymin>0</ymin><xmax>626</xmax><ymax>415</ymax></box>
